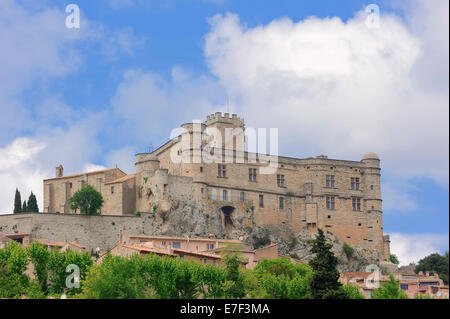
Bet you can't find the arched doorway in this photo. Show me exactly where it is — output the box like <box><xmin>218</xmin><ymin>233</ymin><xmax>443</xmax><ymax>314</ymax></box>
<box><xmin>221</xmin><ymin>206</ymin><xmax>235</xmax><ymax>228</ymax></box>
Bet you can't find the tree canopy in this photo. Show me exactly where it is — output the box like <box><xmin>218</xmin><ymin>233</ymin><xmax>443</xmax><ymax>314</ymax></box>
<box><xmin>69</xmin><ymin>185</ymin><xmax>104</xmax><ymax>215</ymax></box>
<box><xmin>14</xmin><ymin>189</ymin><xmax>22</xmax><ymax>214</ymax></box>
<box><xmin>27</xmin><ymin>192</ymin><xmax>39</xmax><ymax>212</ymax></box>
<box><xmin>415</xmin><ymin>252</ymin><xmax>449</xmax><ymax>285</ymax></box>
<box><xmin>308</xmin><ymin>228</ymin><xmax>347</xmax><ymax>299</ymax></box>
<box><xmin>372</xmin><ymin>275</ymin><xmax>408</xmax><ymax>299</ymax></box>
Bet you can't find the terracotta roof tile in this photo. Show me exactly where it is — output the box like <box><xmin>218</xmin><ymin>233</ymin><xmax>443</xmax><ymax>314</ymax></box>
<box><xmin>105</xmin><ymin>174</ymin><xmax>136</xmax><ymax>185</ymax></box>
<box><xmin>43</xmin><ymin>168</ymin><xmax>125</xmax><ymax>181</ymax></box>
<box><xmin>172</xmin><ymin>248</ymin><xmax>222</xmax><ymax>259</ymax></box>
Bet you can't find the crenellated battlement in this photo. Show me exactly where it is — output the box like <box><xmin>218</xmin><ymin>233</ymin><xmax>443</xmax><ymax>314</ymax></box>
<box><xmin>204</xmin><ymin>112</ymin><xmax>245</xmax><ymax>128</ymax></box>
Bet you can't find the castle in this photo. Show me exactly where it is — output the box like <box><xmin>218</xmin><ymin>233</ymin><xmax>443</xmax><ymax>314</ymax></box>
<box><xmin>42</xmin><ymin>112</ymin><xmax>391</xmax><ymax>260</ymax></box>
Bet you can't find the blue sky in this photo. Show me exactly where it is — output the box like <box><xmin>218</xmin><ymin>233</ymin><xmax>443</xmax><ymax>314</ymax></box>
<box><xmin>0</xmin><ymin>0</ymin><xmax>448</xmax><ymax>265</ymax></box>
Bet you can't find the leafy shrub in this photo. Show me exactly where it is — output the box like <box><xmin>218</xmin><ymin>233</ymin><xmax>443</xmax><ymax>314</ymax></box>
<box><xmin>343</xmin><ymin>243</ymin><xmax>354</xmax><ymax>259</ymax></box>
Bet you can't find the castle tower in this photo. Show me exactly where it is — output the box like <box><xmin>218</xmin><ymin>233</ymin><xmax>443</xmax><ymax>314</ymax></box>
<box><xmin>204</xmin><ymin>112</ymin><xmax>245</xmax><ymax>152</ymax></box>
<box><xmin>361</xmin><ymin>152</ymin><xmax>386</xmax><ymax>259</ymax></box>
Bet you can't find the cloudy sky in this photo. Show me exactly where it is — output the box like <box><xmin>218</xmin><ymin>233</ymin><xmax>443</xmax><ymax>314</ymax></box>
<box><xmin>0</xmin><ymin>0</ymin><xmax>448</xmax><ymax>265</ymax></box>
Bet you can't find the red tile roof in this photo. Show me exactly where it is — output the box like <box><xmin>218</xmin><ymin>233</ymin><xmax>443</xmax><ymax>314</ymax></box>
<box><xmin>172</xmin><ymin>248</ymin><xmax>222</xmax><ymax>259</ymax></box>
<box><xmin>105</xmin><ymin>174</ymin><xmax>136</xmax><ymax>185</ymax></box>
<box><xmin>116</xmin><ymin>243</ymin><xmax>176</xmax><ymax>256</ymax></box>
<box><xmin>43</xmin><ymin>168</ymin><xmax>125</xmax><ymax>181</ymax></box>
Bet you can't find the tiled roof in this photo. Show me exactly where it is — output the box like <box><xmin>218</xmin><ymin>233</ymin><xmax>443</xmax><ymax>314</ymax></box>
<box><xmin>117</xmin><ymin>243</ymin><xmax>176</xmax><ymax>256</ymax></box>
<box><xmin>105</xmin><ymin>174</ymin><xmax>136</xmax><ymax>185</ymax></box>
<box><xmin>124</xmin><ymin>233</ymin><xmax>242</xmax><ymax>243</ymax></box>
<box><xmin>35</xmin><ymin>238</ymin><xmax>66</xmax><ymax>247</ymax></box>
<box><xmin>43</xmin><ymin>168</ymin><xmax>125</xmax><ymax>181</ymax></box>
<box><xmin>172</xmin><ymin>248</ymin><xmax>222</xmax><ymax>259</ymax></box>
<box><xmin>341</xmin><ymin>272</ymin><xmax>373</xmax><ymax>279</ymax></box>
<box><xmin>68</xmin><ymin>241</ymin><xmax>85</xmax><ymax>249</ymax></box>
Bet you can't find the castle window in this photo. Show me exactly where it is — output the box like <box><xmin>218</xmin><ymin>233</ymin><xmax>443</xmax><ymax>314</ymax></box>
<box><xmin>328</xmin><ymin>215</ymin><xmax>331</xmax><ymax>219</ymax></box>
<box><xmin>222</xmin><ymin>190</ymin><xmax>228</xmax><ymax>201</ymax></box>
<box><xmin>352</xmin><ymin>198</ymin><xmax>361</xmax><ymax>211</ymax></box>
<box><xmin>200</xmin><ymin>167</ymin><xmax>203</xmax><ymax>172</ymax></box>
<box><xmin>351</xmin><ymin>177</ymin><xmax>360</xmax><ymax>190</ymax></box>
<box><xmin>211</xmin><ymin>188</ymin><xmax>217</xmax><ymax>200</ymax></box>
<box><xmin>162</xmin><ymin>241</ymin><xmax>166</xmax><ymax>246</ymax></box>
<box><xmin>69</xmin><ymin>182</ymin><xmax>72</xmax><ymax>189</ymax></box>
<box><xmin>326</xmin><ymin>175</ymin><xmax>335</xmax><ymax>188</ymax></box>
<box><xmin>259</xmin><ymin>195</ymin><xmax>264</xmax><ymax>208</ymax></box>
<box><xmin>277</xmin><ymin>175</ymin><xmax>285</xmax><ymax>187</ymax></box>
<box><xmin>111</xmin><ymin>186</ymin><xmax>114</xmax><ymax>194</ymax></box>
<box><xmin>326</xmin><ymin>196</ymin><xmax>335</xmax><ymax>210</ymax></box>
<box><xmin>239</xmin><ymin>191</ymin><xmax>245</xmax><ymax>202</ymax></box>
<box><xmin>249</xmin><ymin>168</ymin><xmax>257</xmax><ymax>181</ymax></box>
<box><xmin>207</xmin><ymin>243</ymin><xmax>214</xmax><ymax>250</ymax></box>
<box><xmin>370</xmin><ymin>185</ymin><xmax>374</xmax><ymax>190</ymax></box>
<box><xmin>218</xmin><ymin>164</ymin><xmax>226</xmax><ymax>178</ymax></box>
<box><xmin>358</xmin><ymin>223</ymin><xmax>362</xmax><ymax>227</ymax></box>
<box><xmin>279</xmin><ymin>197</ymin><xmax>284</xmax><ymax>210</ymax></box>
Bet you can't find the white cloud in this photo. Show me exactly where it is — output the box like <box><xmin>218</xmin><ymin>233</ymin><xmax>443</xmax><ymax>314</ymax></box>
<box><xmin>204</xmin><ymin>4</ymin><xmax>449</xmax><ymax>187</ymax></box>
<box><xmin>83</xmin><ymin>163</ymin><xmax>107</xmax><ymax>173</ymax></box>
<box><xmin>382</xmin><ymin>181</ymin><xmax>418</xmax><ymax>213</ymax></box>
<box><xmin>390</xmin><ymin>233</ymin><xmax>449</xmax><ymax>265</ymax></box>
<box><xmin>0</xmin><ymin>138</ymin><xmax>49</xmax><ymax>214</ymax></box>
<box><xmin>100</xmin><ymin>27</ymin><xmax>147</xmax><ymax>61</ymax></box>
<box><xmin>105</xmin><ymin>147</ymin><xmax>137</xmax><ymax>174</ymax></box>
<box><xmin>109</xmin><ymin>68</ymin><xmax>224</xmax><ymax>146</ymax></box>
<box><xmin>0</xmin><ymin>1</ymin><xmax>148</xmax><ymax>214</ymax></box>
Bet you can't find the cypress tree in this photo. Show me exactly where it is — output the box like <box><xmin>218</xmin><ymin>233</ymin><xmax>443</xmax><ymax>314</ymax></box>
<box><xmin>27</xmin><ymin>192</ymin><xmax>39</xmax><ymax>212</ymax></box>
<box><xmin>22</xmin><ymin>201</ymin><xmax>27</xmax><ymax>213</ymax></box>
<box><xmin>14</xmin><ymin>188</ymin><xmax>22</xmax><ymax>213</ymax></box>
<box><xmin>308</xmin><ymin>228</ymin><xmax>347</xmax><ymax>299</ymax></box>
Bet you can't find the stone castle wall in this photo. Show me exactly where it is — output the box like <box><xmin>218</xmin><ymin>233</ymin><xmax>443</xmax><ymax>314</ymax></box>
<box><xmin>0</xmin><ymin>212</ymin><xmax>148</xmax><ymax>252</ymax></box>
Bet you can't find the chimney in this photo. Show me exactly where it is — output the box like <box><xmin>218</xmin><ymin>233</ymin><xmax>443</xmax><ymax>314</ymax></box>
<box><xmin>209</xmin><ymin>233</ymin><xmax>214</xmax><ymax>239</ymax></box>
<box><xmin>56</xmin><ymin>164</ymin><xmax>63</xmax><ymax>178</ymax></box>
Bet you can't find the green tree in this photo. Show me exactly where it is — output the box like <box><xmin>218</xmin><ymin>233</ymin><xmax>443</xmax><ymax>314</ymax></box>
<box><xmin>253</xmin><ymin>258</ymin><xmax>313</xmax><ymax>299</ymax></box>
<box><xmin>14</xmin><ymin>188</ymin><xmax>22</xmax><ymax>214</ymax></box>
<box><xmin>222</xmin><ymin>254</ymin><xmax>245</xmax><ymax>298</ymax></box>
<box><xmin>415</xmin><ymin>252</ymin><xmax>449</xmax><ymax>285</ymax></box>
<box><xmin>27</xmin><ymin>192</ymin><xmax>39</xmax><ymax>212</ymax></box>
<box><xmin>69</xmin><ymin>185</ymin><xmax>104</xmax><ymax>215</ymax></box>
<box><xmin>47</xmin><ymin>248</ymin><xmax>93</xmax><ymax>296</ymax></box>
<box><xmin>27</xmin><ymin>242</ymin><xmax>50</xmax><ymax>293</ymax></box>
<box><xmin>308</xmin><ymin>228</ymin><xmax>347</xmax><ymax>299</ymax></box>
<box><xmin>343</xmin><ymin>243</ymin><xmax>354</xmax><ymax>259</ymax></box>
<box><xmin>390</xmin><ymin>254</ymin><xmax>400</xmax><ymax>265</ymax></box>
<box><xmin>0</xmin><ymin>241</ymin><xmax>30</xmax><ymax>298</ymax></box>
<box><xmin>342</xmin><ymin>284</ymin><xmax>365</xmax><ymax>299</ymax></box>
<box><xmin>22</xmin><ymin>201</ymin><xmax>27</xmax><ymax>213</ymax></box>
<box><xmin>372</xmin><ymin>275</ymin><xmax>408</xmax><ymax>299</ymax></box>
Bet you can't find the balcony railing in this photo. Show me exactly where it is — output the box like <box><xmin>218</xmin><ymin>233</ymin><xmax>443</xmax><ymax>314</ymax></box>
<box><xmin>208</xmin><ymin>193</ymin><xmax>253</xmax><ymax>205</ymax></box>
